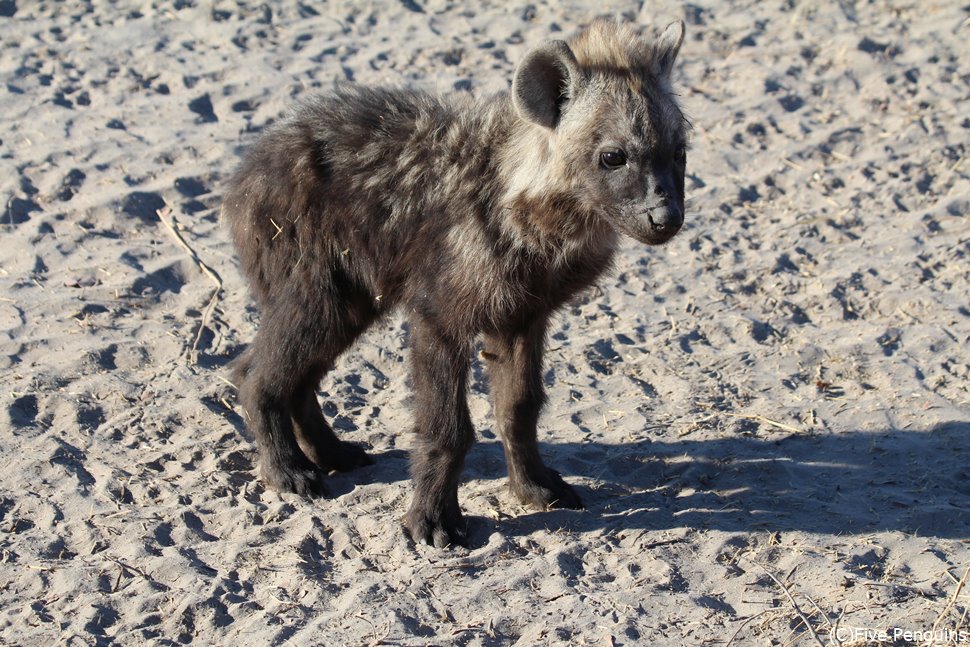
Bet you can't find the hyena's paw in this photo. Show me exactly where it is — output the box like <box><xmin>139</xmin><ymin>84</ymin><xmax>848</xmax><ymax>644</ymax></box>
<box><xmin>405</xmin><ymin>500</ymin><xmax>468</xmax><ymax>549</ymax></box>
<box><xmin>261</xmin><ymin>457</ymin><xmax>327</xmax><ymax>497</ymax></box>
<box><xmin>512</xmin><ymin>466</ymin><xmax>583</xmax><ymax>510</ymax></box>
<box><xmin>322</xmin><ymin>441</ymin><xmax>374</xmax><ymax>473</ymax></box>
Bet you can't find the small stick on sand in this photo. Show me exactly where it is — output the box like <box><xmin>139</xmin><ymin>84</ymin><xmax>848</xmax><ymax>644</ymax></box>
<box><xmin>799</xmin><ymin>587</ymin><xmax>835</xmax><ymax>634</ymax></box>
<box><xmin>730</xmin><ymin>412</ymin><xmax>804</xmax><ymax>434</ymax></box>
<box><xmin>724</xmin><ymin>609</ymin><xmax>775</xmax><ymax>647</ymax></box>
<box><xmin>750</xmin><ymin>559</ymin><xmax>826</xmax><ymax>647</ymax></box>
<box><xmin>931</xmin><ymin>564</ymin><xmax>970</xmax><ymax>639</ymax></box>
<box><xmin>216</xmin><ymin>374</ymin><xmax>237</xmax><ymax>389</ymax></box>
<box><xmin>695</xmin><ymin>408</ymin><xmax>805</xmax><ymax>434</ymax></box>
<box><xmin>830</xmin><ymin>604</ymin><xmax>848</xmax><ymax>647</ymax></box>
<box><xmin>156</xmin><ymin>205</ymin><xmax>224</xmax><ymax>364</ymax></box>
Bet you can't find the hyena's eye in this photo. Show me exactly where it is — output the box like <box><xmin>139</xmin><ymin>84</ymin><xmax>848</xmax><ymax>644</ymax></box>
<box><xmin>674</xmin><ymin>146</ymin><xmax>687</xmax><ymax>163</ymax></box>
<box><xmin>600</xmin><ymin>150</ymin><xmax>627</xmax><ymax>170</ymax></box>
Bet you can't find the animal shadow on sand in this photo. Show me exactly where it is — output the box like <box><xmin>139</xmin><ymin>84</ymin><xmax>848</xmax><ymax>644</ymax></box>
<box><xmin>491</xmin><ymin>420</ymin><xmax>970</xmax><ymax>541</ymax></box>
<box><xmin>214</xmin><ymin>374</ymin><xmax>968</xmax><ymax>544</ymax></box>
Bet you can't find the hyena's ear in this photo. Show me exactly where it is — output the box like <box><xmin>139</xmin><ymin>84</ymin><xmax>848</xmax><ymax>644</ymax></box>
<box><xmin>652</xmin><ymin>20</ymin><xmax>685</xmax><ymax>80</ymax></box>
<box><xmin>512</xmin><ymin>40</ymin><xmax>580</xmax><ymax>129</ymax></box>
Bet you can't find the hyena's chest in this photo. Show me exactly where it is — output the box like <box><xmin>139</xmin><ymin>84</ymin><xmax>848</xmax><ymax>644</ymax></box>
<box><xmin>428</xmin><ymin>226</ymin><xmax>615</xmax><ymax>333</ymax></box>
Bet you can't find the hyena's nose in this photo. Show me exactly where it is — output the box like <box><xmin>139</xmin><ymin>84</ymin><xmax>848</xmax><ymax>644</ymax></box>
<box><xmin>648</xmin><ymin>203</ymin><xmax>683</xmax><ymax>234</ymax></box>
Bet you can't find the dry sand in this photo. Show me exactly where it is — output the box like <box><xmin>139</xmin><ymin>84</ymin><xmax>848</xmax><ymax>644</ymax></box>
<box><xmin>1</xmin><ymin>1</ymin><xmax>968</xmax><ymax>645</ymax></box>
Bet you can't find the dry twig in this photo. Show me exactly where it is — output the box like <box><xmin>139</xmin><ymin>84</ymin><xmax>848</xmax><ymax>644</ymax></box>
<box><xmin>724</xmin><ymin>609</ymin><xmax>776</xmax><ymax>647</ymax></box>
<box><xmin>749</xmin><ymin>559</ymin><xmax>826</xmax><ymax>647</ymax></box>
<box><xmin>931</xmin><ymin>565</ymin><xmax>970</xmax><ymax>638</ymax></box>
<box><xmin>695</xmin><ymin>409</ymin><xmax>805</xmax><ymax>434</ymax></box>
<box><xmin>156</xmin><ymin>205</ymin><xmax>223</xmax><ymax>364</ymax></box>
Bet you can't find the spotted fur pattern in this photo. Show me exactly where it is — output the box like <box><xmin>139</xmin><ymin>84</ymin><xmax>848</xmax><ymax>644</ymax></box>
<box><xmin>223</xmin><ymin>18</ymin><xmax>690</xmax><ymax>547</ymax></box>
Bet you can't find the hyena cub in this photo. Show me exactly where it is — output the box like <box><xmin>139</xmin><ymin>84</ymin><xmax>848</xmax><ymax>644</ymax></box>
<box><xmin>224</xmin><ymin>19</ymin><xmax>689</xmax><ymax>547</ymax></box>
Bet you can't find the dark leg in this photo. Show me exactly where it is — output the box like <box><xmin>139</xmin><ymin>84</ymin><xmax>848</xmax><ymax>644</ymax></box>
<box><xmin>238</xmin><ymin>303</ymin><xmax>325</xmax><ymax>495</ymax></box>
<box><xmin>404</xmin><ymin>318</ymin><xmax>475</xmax><ymax>548</ymax></box>
<box><xmin>238</xmin><ymin>285</ymin><xmax>375</xmax><ymax>496</ymax></box>
<box><xmin>291</xmin><ymin>376</ymin><xmax>373</xmax><ymax>472</ymax></box>
<box><xmin>484</xmin><ymin>318</ymin><xmax>582</xmax><ymax>509</ymax></box>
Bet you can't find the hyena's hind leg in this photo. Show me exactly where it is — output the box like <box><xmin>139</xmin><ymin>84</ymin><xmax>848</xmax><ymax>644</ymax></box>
<box><xmin>238</xmin><ymin>284</ymin><xmax>376</xmax><ymax>496</ymax></box>
<box><xmin>288</xmin><ymin>287</ymin><xmax>380</xmax><ymax>472</ymax></box>
<box><xmin>484</xmin><ymin>319</ymin><xmax>582</xmax><ymax>510</ymax></box>
<box><xmin>290</xmin><ymin>368</ymin><xmax>374</xmax><ymax>473</ymax></box>
<box><xmin>236</xmin><ymin>317</ymin><xmax>375</xmax><ymax>472</ymax></box>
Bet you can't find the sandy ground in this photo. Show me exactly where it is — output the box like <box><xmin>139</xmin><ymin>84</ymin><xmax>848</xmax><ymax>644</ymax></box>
<box><xmin>1</xmin><ymin>1</ymin><xmax>968</xmax><ymax>645</ymax></box>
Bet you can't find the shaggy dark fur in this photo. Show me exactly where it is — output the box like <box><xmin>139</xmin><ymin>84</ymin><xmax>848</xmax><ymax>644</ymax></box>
<box><xmin>223</xmin><ymin>19</ymin><xmax>690</xmax><ymax>547</ymax></box>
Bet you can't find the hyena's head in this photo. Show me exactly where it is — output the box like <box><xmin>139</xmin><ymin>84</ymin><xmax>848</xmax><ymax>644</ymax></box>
<box><xmin>511</xmin><ymin>19</ymin><xmax>689</xmax><ymax>245</ymax></box>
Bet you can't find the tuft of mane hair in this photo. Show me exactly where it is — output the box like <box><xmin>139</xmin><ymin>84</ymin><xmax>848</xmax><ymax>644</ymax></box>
<box><xmin>570</xmin><ymin>18</ymin><xmax>686</xmax><ymax>87</ymax></box>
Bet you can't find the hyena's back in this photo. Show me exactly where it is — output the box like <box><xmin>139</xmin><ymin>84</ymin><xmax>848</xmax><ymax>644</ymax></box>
<box><xmin>223</xmin><ymin>85</ymin><xmax>508</xmax><ymax>308</ymax></box>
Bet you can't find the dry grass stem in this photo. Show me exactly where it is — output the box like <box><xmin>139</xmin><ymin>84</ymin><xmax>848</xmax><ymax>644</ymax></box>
<box><xmin>931</xmin><ymin>564</ymin><xmax>970</xmax><ymax>638</ymax></box>
<box><xmin>749</xmin><ymin>559</ymin><xmax>826</xmax><ymax>647</ymax></box>
<box><xmin>156</xmin><ymin>205</ymin><xmax>224</xmax><ymax>364</ymax></box>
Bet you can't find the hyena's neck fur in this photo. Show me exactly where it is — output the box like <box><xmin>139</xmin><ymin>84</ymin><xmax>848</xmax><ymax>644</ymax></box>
<box><xmin>421</xmin><ymin>95</ymin><xmax>619</xmax><ymax>333</ymax></box>
<box><xmin>492</xmin><ymin>103</ymin><xmax>617</xmax><ymax>264</ymax></box>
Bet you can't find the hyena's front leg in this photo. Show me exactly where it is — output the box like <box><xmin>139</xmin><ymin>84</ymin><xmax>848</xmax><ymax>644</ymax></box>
<box><xmin>405</xmin><ymin>318</ymin><xmax>475</xmax><ymax>548</ymax></box>
<box><xmin>484</xmin><ymin>320</ymin><xmax>583</xmax><ymax>510</ymax></box>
